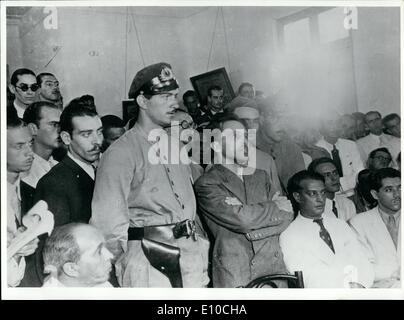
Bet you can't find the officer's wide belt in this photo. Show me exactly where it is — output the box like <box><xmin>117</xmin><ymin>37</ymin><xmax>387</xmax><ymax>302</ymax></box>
<box><xmin>127</xmin><ymin>220</ymin><xmax>197</xmax><ymax>288</ymax></box>
<box><xmin>128</xmin><ymin>219</ymin><xmax>197</xmax><ymax>242</ymax></box>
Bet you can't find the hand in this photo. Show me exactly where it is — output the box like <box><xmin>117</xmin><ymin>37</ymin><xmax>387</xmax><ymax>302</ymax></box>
<box><xmin>15</xmin><ymin>237</ymin><xmax>39</xmax><ymax>257</ymax></box>
<box><xmin>272</xmin><ymin>192</ymin><xmax>293</xmax><ymax>213</ymax></box>
<box><xmin>225</xmin><ymin>197</ymin><xmax>242</xmax><ymax>206</ymax></box>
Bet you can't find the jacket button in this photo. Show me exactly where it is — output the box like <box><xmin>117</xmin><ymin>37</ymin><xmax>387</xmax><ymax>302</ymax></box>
<box><xmin>275</xmin><ymin>252</ymin><xmax>279</xmax><ymax>258</ymax></box>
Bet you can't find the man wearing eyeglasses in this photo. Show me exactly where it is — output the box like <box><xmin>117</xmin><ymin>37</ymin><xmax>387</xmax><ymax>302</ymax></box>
<box><xmin>308</xmin><ymin>157</ymin><xmax>357</xmax><ymax>222</ymax></box>
<box><xmin>9</xmin><ymin>68</ymin><xmax>39</xmax><ymax>119</ymax></box>
<box><xmin>91</xmin><ymin>63</ymin><xmax>209</xmax><ymax>288</ymax></box>
<box><xmin>37</xmin><ymin>73</ymin><xmax>63</xmax><ymax>110</ymax></box>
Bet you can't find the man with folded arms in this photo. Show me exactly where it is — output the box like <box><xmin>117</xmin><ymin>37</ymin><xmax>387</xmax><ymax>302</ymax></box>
<box><xmin>195</xmin><ymin>113</ymin><xmax>293</xmax><ymax>287</ymax></box>
<box><xmin>349</xmin><ymin>168</ymin><xmax>401</xmax><ymax>288</ymax></box>
<box><xmin>91</xmin><ymin>63</ymin><xmax>209</xmax><ymax>287</ymax></box>
<box><xmin>280</xmin><ymin>170</ymin><xmax>374</xmax><ymax>288</ymax></box>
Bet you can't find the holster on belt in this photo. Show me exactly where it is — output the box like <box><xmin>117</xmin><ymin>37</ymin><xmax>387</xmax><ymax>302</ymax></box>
<box><xmin>141</xmin><ymin>238</ymin><xmax>183</xmax><ymax>288</ymax></box>
<box><xmin>128</xmin><ymin>220</ymin><xmax>197</xmax><ymax>288</ymax></box>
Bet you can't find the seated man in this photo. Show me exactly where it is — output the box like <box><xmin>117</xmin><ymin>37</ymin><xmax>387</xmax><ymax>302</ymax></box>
<box><xmin>349</xmin><ymin>168</ymin><xmax>401</xmax><ymax>288</ymax></box>
<box><xmin>195</xmin><ymin>113</ymin><xmax>294</xmax><ymax>288</ymax></box>
<box><xmin>100</xmin><ymin>115</ymin><xmax>126</xmax><ymax>152</ymax></box>
<box><xmin>366</xmin><ymin>147</ymin><xmax>392</xmax><ymax>170</ymax></box>
<box><xmin>42</xmin><ymin>223</ymin><xmax>113</xmax><ymax>287</ymax></box>
<box><xmin>280</xmin><ymin>170</ymin><xmax>374</xmax><ymax>288</ymax></box>
<box><xmin>308</xmin><ymin>158</ymin><xmax>356</xmax><ymax>221</ymax></box>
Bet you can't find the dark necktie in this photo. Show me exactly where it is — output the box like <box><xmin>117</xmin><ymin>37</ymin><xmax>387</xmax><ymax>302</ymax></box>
<box><xmin>332</xmin><ymin>200</ymin><xmax>338</xmax><ymax>218</ymax></box>
<box><xmin>313</xmin><ymin>218</ymin><xmax>335</xmax><ymax>254</ymax></box>
<box><xmin>331</xmin><ymin>144</ymin><xmax>344</xmax><ymax>177</ymax></box>
<box><xmin>386</xmin><ymin>215</ymin><xmax>398</xmax><ymax>249</ymax></box>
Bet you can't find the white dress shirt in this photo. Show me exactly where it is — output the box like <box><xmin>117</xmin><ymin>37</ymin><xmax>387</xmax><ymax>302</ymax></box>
<box><xmin>68</xmin><ymin>152</ymin><xmax>95</xmax><ymax>180</ymax></box>
<box><xmin>14</xmin><ymin>101</ymin><xmax>26</xmax><ymax>119</ymax></box>
<box><xmin>324</xmin><ymin>195</ymin><xmax>357</xmax><ymax>222</ymax></box>
<box><xmin>22</xmin><ymin>153</ymin><xmax>58</xmax><ymax>188</ymax></box>
<box><xmin>349</xmin><ymin>207</ymin><xmax>401</xmax><ymax>287</ymax></box>
<box><xmin>356</xmin><ymin>133</ymin><xmax>395</xmax><ymax>163</ymax></box>
<box><xmin>42</xmin><ymin>276</ymin><xmax>113</xmax><ymax>287</ymax></box>
<box><xmin>7</xmin><ymin>176</ymin><xmax>26</xmax><ymax>287</ymax></box>
<box><xmin>316</xmin><ymin>138</ymin><xmax>364</xmax><ymax>195</ymax></box>
<box><xmin>280</xmin><ymin>213</ymin><xmax>374</xmax><ymax>288</ymax></box>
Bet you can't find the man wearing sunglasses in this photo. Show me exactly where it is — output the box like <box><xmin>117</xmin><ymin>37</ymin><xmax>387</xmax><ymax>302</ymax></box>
<box><xmin>9</xmin><ymin>68</ymin><xmax>39</xmax><ymax>119</ymax></box>
<box><xmin>91</xmin><ymin>63</ymin><xmax>209</xmax><ymax>288</ymax></box>
<box><xmin>308</xmin><ymin>157</ymin><xmax>357</xmax><ymax>222</ymax></box>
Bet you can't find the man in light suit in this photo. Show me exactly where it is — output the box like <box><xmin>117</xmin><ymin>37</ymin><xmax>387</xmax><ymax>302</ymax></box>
<box><xmin>195</xmin><ymin>113</ymin><xmax>294</xmax><ymax>287</ymax></box>
<box><xmin>35</xmin><ymin>102</ymin><xmax>103</xmax><ymax>226</ymax></box>
<box><xmin>308</xmin><ymin>157</ymin><xmax>357</xmax><ymax>222</ymax></box>
<box><xmin>280</xmin><ymin>170</ymin><xmax>374</xmax><ymax>288</ymax></box>
<box><xmin>349</xmin><ymin>168</ymin><xmax>401</xmax><ymax>288</ymax></box>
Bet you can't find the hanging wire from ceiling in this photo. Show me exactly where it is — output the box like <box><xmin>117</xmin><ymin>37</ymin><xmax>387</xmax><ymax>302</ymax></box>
<box><xmin>129</xmin><ymin>7</ymin><xmax>146</xmax><ymax>68</ymax></box>
<box><xmin>220</xmin><ymin>7</ymin><xmax>231</xmax><ymax>72</ymax></box>
<box><xmin>124</xmin><ymin>6</ymin><xmax>129</xmax><ymax>97</ymax></box>
<box><xmin>206</xmin><ymin>7</ymin><xmax>220</xmax><ymax>71</ymax></box>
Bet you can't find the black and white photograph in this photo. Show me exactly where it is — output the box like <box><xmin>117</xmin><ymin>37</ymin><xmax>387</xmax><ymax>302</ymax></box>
<box><xmin>1</xmin><ymin>0</ymin><xmax>403</xmax><ymax>301</ymax></box>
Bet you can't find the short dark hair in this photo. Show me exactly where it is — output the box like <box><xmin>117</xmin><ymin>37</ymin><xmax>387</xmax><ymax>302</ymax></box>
<box><xmin>207</xmin><ymin>85</ymin><xmax>223</xmax><ymax>97</ymax></box>
<box><xmin>22</xmin><ymin>101</ymin><xmax>59</xmax><ymax>127</ymax></box>
<box><xmin>369</xmin><ymin>168</ymin><xmax>400</xmax><ymax>192</ymax></box>
<box><xmin>368</xmin><ymin>147</ymin><xmax>392</xmax><ymax>160</ymax></box>
<box><xmin>101</xmin><ymin>115</ymin><xmax>125</xmax><ymax>131</ymax></box>
<box><xmin>183</xmin><ymin>90</ymin><xmax>197</xmax><ymax>101</ymax></box>
<box><xmin>60</xmin><ymin>103</ymin><xmax>98</xmax><ymax>135</ymax></box>
<box><xmin>307</xmin><ymin>157</ymin><xmax>336</xmax><ymax>174</ymax></box>
<box><xmin>382</xmin><ymin>113</ymin><xmax>400</xmax><ymax>126</ymax></box>
<box><xmin>206</xmin><ymin>112</ymin><xmax>245</xmax><ymax>131</ymax></box>
<box><xmin>287</xmin><ymin>170</ymin><xmax>325</xmax><ymax>195</ymax></box>
<box><xmin>238</xmin><ymin>82</ymin><xmax>253</xmax><ymax>94</ymax></box>
<box><xmin>7</xmin><ymin>112</ymin><xmax>26</xmax><ymax>129</ymax></box>
<box><xmin>365</xmin><ymin>111</ymin><xmax>382</xmax><ymax>121</ymax></box>
<box><xmin>43</xmin><ymin>223</ymin><xmax>82</xmax><ymax>276</ymax></box>
<box><xmin>10</xmin><ymin>68</ymin><xmax>36</xmax><ymax>86</ymax></box>
<box><xmin>287</xmin><ymin>170</ymin><xmax>325</xmax><ymax>214</ymax></box>
<box><xmin>66</xmin><ymin>95</ymin><xmax>97</xmax><ymax>113</ymax></box>
<box><xmin>36</xmin><ymin>72</ymin><xmax>56</xmax><ymax>86</ymax></box>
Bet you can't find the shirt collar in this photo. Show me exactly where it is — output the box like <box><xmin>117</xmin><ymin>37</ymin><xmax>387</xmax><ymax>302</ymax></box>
<box><xmin>8</xmin><ymin>175</ymin><xmax>21</xmax><ymax>201</ymax></box>
<box><xmin>378</xmin><ymin>207</ymin><xmax>401</xmax><ymax>225</ymax></box>
<box><xmin>14</xmin><ymin>101</ymin><xmax>26</xmax><ymax>119</ymax></box>
<box><xmin>67</xmin><ymin>152</ymin><xmax>95</xmax><ymax>180</ymax></box>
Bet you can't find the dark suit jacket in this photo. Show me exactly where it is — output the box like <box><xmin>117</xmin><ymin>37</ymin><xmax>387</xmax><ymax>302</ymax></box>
<box><xmin>194</xmin><ymin>165</ymin><xmax>292</xmax><ymax>288</ymax></box>
<box><xmin>18</xmin><ymin>181</ymin><xmax>44</xmax><ymax>287</ymax></box>
<box><xmin>35</xmin><ymin>155</ymin><xmax>95</xmax><ymax>226</ymax></box>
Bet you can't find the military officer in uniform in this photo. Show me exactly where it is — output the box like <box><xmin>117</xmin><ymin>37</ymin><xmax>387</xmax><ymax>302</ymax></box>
<box><xmin>91</xmin><ymin>62</ymin><xmax>209</xmax><ymax>287</ymax></box>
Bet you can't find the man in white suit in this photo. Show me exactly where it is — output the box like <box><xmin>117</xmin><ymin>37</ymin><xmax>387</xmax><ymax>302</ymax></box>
<box><xmin>349</xmin><ymin>168</ymin><xmax>401</xmax><ymax>288</ymax></box>
<box><xmin>280</xmin><ymin>170</ymin><xmax>374</xmax><ymax>288</ymax></box>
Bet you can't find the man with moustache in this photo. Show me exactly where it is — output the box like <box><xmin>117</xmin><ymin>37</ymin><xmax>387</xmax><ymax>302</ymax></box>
<box><xmin>7</xmin><ymin>115</ymin><xmax>39</xmax><ymax>287</ymax></box>
<box><xmin>35</xmin><ymin>102</ymin><xmax>103</xmax><ymax>226</ymax></box>
<box><xmin>91</xmin><ymin>63</ymin><xmax>209</xmax><ymax>288</ymax></box>
<box><xmin>195</xmin><ymin>113</ymin><xmax>293</xmax><ymax>287</ymax></box>
<box><xmin>280</xmin><ymin>170</ymin><xmax>374</xmax><ymax>288</ymax></box>
<box><xmin>22</xmin><ymin>101</ymin><xmax>62</xmax><ymax>188</ymax></box>
<box><xmin>308</xmin><ymin>158</ymin><xmax>357</xmax><ymax>222</ymax></box>
<box><xmin>349</xmin><ymin>168</ymin><xmax>401</xmax><ymax>288</ymax></box>
<box><xmin>37</xmin><ymin>73</ymin><xmax>63</xmax><ymax>110</ymax></box>
<box><xmin>197</xmin><ymin>85</ymin><xmax>225</xmax><ymax>129</ymax></box>
<box><xmin>8</xmin><ymin>68</ymin><xmax>39</xmax><ymax>119</ymax></box>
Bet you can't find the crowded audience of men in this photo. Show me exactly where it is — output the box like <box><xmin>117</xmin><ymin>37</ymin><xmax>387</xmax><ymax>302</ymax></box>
<box><xmin>6</xmin><ymin>64</ymin><xmax>401</xmax><ymax>289</ymax></box>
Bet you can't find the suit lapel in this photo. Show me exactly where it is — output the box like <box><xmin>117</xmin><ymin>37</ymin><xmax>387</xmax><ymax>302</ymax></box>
<box><xmin>62</xmin><ymin>155</ymin><xmax>94</xmax><ymax>183</ymax></box>
<box><xmin>371</xmin><ymin>209</ymin><xmax>399</xmax><ymax>256</ymax></box>
<box><xmin>20</xmin><ymin>180</ymin><xmax>35</xmax><ymax>215</ymax></box>
<box><xmin>215</xmin><ymin>165</ymin><xmax>247</xmax><ymax>203</ymax></box>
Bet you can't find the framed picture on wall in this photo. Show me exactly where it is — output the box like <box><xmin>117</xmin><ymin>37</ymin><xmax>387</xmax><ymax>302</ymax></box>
<box><xmin>190</xmin><ymin>67</ymin><xmax>235</xmax><ymax>107</ymax></box>
<box><xmin>122</xmin><ymin>99</ymin><xmax>139</xmax><ymax>125</ymax></box>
